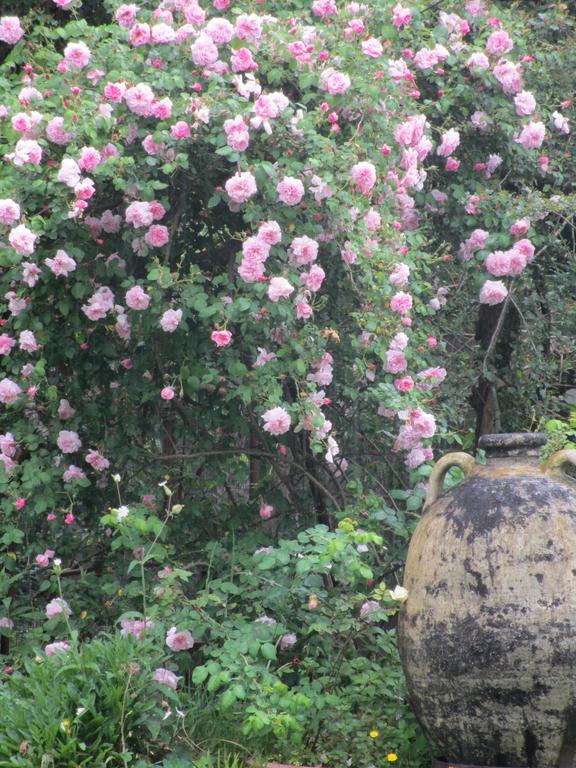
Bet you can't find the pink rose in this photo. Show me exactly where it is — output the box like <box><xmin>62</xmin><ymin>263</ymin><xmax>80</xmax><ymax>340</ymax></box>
<box><xmin>63</xmin><ymin>41</ymin><xmax>91</xmax><ymax>68</ymax></box>
<box><xmin>225</xmin><ymin>171</ymin><xmax>257</xmax><ymax>204</ymax></box>
<box><xmin>392</xmin><ymin>3</ymin><xmax>412</xmax><ymax>28</ymax></box>
<box><xmin>160</xmin><ymin>386</ymin><xmax>175</xmax><ymax>400</ymax></box>
<box><xmin>191</xmin><ymin>33</ymin><xmax>219</xmax><ymax>66</ymax></box>
<box><xmin>104</xmin><ymin>82</ymin><xmax>126</xmax><ymax>102</ymax></box>
<box><xmin>120</xmin><ymin>617</ymin><xmax>154</xmax><ymax>638</ymax></box>
<box><xmin>45</xmin><ymin>598</ymin><xmax>71</xmax><ymax>619</ymax></box>
<box><xmin>514</xmin><ymin>238</ymin><xmax>535</xmax><ymax>261</ymax></box>
<box><xmin>361</xmin><ymin>38</ymin><xmax>383</xmax><ymax>58</ymax></box>
<box><xmin>151</xmin><ymin>23</ymin><xmax>176</xmax><ymax>44</ymax></box>
<box><xmin>0</xmin><ymin>335</ymin><xmax>15</xmax><ymax>356</ymax></box>
<box><xmin>115</xmin><ymin>4</ymin><xmax>139</xmax><ymax>27</ymax></box>
<box><xmin>350</xmin><ymin>161</ymin><xmax>377</xmax><ymax>194</ymax></box>
<box><xmin>153</xmin><ymin>668</ymin><xmax>179</xmax><ymax>689</ymax></box>
<box><xmin>58</xmin><ymin>399</ymin><xmax>76</xmax><ymax>419</ymax></box>
<box><xmin>231</xmin><ymin>47</ymin><xmax>257</xmax><ymax>73</ymax></box>
<box><xmin>390</xmin><ymin>291</ymin><xmax>413</xmax><ymax>314</ymax></box>
<box><xmin>276</xmin><ymin>177</ymin><xmax>305</xmax><ymax>206</ymax></box>
<box><xmin>0</xmin><ymin>198</ymin><xmax>20</xmax><ymax>225</ymax></box>
<box><xmin>0</xmin><ymin>16</ymin><xmax>25</xmax><ymax>45</ymax></box>
<box><xmin>486</xmin><ymin>30</ymin><xmax>513</xmax><ymax>57</ymax></box>
<box><xmin>78</xmin><ymin>146</ymin><xmax>101</xmax><ymax>171</ymax></box>
<box><xmin>262</xmin><ymin>406</ymin><xmax>291</xmax><ymax>436</ymax></box>
<box><xmin>18</xmin><ymin>330</ymin><xmax>38</xmax><ymax>352</ymax></box>
<box><xmin>258</xmin><ymin>221</ymin><xmax>282</xmax><ymax>245</ymax></box>
<box><xmin>235</xmin><ymin>13</ymin><xmax>262</xmax><ymax>43</ymax></box>
<box><xmin>46</xmin><ymin>116</ymin><xmax>72</xmax><ymax>145</ymax></box>
<box><xmin>259</xmin><ymin>503</ymin><xmax>274</xmax><ymax>520</ymax></box>
<box><xmin>206</xmin><ymin>17</ymin><xmax>234</xmax><ymax>44</ymax></box>
<box><xmin>57</xmin><ymin>158</ymin><xmax>81</xmax><ymax>187</ymax></box>
<box><xmin>57</xmin><ymin>430</ymin><xmax>82</xmax><ymax>453</ymax></box>
<box><xmin>125</xmin><ymin>201</ymin><xmax>153</xmax><ymax>228</ymax></box>
<box><xmin>516</xmin><ymin>121</ymin><xmax>545</xmax><ymax>150</ymax></box>
<box><xmin>493</xmin><ymin>60</ymin><xmax>522</xmax><ymax>94</ymax></box>
<box><xmin>514</xmin><ymin>91</ymin><xmax>536</xmax><ymax>116</ymax></box>
<box><xmin>124</xmin><ymin>83</ymin><xmax>156</xmax><ymax>117</ymax></box>
<box><xmin>45</xmin><ymin>641</ymin><xmax>71</xmax><ymax>656</ymax></box>
<box><xmin>45</xmin><ymin>249</ymin><xmax>76</xmax><ymax>277</ymax></box>
<box><xmin>312</xmin><ymin>0</ymin><xmax>338</xmax><ymax>16</ymax></box>
<box><xmin>171</xmin><ymin>121</ymin><xmax>191</xmax><ymax>139</ymax></box>
<box><xmin>11</xmin><ymin>138</ymin><xmax>42</xmax><ymax>166</ymax></box>
<box><xmin>211</xmin><ymin>330</ymin><xmax>232</xmax><ymax>347</ymax></box>
<box><xmin>395</xmin><ymin>376</ymin><xmax>415</xmax><ymax>392</ymax></box>
<box><xmin>280</xmin><ymin>633</ymin><xmax>297</xmax><ymax>650</ymax></box>
<box><xmin>9</xmin><ymin>224</ymin><xmax>36</xmax><ymax>255</ymax></box>
<box><xmin>300</xmin><ymin>265</ymin><xmax>325</xmax><ymax>293</ymax></box>
<box><xmin>319</xmin><ymin>68</ymin><xmax>351</xmax><ymax>95</ymax></box>
<box><xmin>436</xmin><ymin>128</ymin><xmax>460</xmax><ymax>157</ymax></box>
<box><xmin>466</xmin><ymin>52</ymin><xmax>490</xmax><ymax>72</ymax></box>
<box><xmin>0</xmin><ymin>378</ymin><xmax>22</xmax><ymax>405</ymax></box>
<box><xmin>268</xmin><ymin>276</ymin><xmax>294</xmax><ymax>302</ymax></box>
<box><xmin>166</xmin><ymin>626</ymin><xmax>194</xmax><ymax>651</ymax></box>
<box><xmin>385</xmin><ymin>350</ymin><xmax>408</xmax><ymax>374</ymax></box>
<box><xmin>160</xmin><ymin>308</ymin><xmax>182</xmax><ymax>332</ymax></box>
<box><xmin>479</xmin><ymin>280</ymin><xmax>508</xmax><ymax>305</ymax></box>
<box><xmin>389</xmin><ymin>263</ymin><xmax>410</xmax><ymax>287</ymax></box>
<box><xmin>289</xmin><ymin>236</ymin><xmax>318</xmax><ymax>267</ymax></box>
<box><xmin>223</xmin><ymin>116</ymin><xmax>250</xmax><ymax>152</ymax></box>
<box><xmin>145</xmin><ymin>225</ymin><xmax>169</xmax><ymax>248</ymax></box>
<box><xmin>125</xmin><ymin>285</ymin><xmax>151</xmax><ymax>310</ymax></box>
<box><xmin>85</xmin><ymin>449</ymin><xmax>110</xmax><ymax>471</ymax></box>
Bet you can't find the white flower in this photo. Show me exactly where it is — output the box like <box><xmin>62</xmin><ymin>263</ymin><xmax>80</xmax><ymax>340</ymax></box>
<box><xmin>117</xmin><ymin>505</ymin><xmax>129</xmax><ymax>520</ymax></box>
<box><xmin>389</xmin><ymin>585</ymin><xmax>409</xmax><ymax>603</ymax></box>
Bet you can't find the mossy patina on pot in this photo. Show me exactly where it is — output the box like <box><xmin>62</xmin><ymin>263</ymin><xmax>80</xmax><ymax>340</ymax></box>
<box><xmin>398</xmin><ymin>433</ymin><xmax>576</xmax><ymax>768</ymax></box>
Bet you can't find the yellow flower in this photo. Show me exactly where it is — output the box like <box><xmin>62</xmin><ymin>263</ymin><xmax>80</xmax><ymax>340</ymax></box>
<box><xmin>387</xmin><ymin>753</ymin><xmax>398</xmax><ymax>762</ymax></box>
<box><xmin>369</xmin><ymin>729</ymin><xmax>379</xmax><ymax>739</ymax></box>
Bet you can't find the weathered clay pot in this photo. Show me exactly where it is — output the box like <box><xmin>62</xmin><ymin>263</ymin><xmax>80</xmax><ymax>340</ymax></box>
<box><xmin>398</xmin><ymin>433</ymin><xmax>576</xmax><ymax>768</ymax></box>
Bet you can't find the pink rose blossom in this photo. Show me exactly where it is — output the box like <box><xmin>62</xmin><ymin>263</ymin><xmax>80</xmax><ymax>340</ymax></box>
<box><xmin>514</xmin><ymin>91</ymin><xmax>536</xmax><ymax>117</ymax></box>
<box><xmin>235</xmin><ymin>13</ymin><xmax>262</xmax><ymax>43</ymax></box>
<box><xmin>268</xmin><ymin>276</ymin><xmax>294</xmax><ymax>302</ymax></box>
<box><xmin>509</xmin><ymin>218</ymin><xmax>530</xmax><ymax>237</ymax></box>
<box><xmin>395</xmin><ymin>375</ymin><xmax>414</xmax><ymax>392</ymax></box>
<box><xmin>289</xmin><ymin>236</ymin><xmax>318</xmax><ymax>267</ymax></box>
<box><xmin>225</xmin><ymin>171</ymin><xmax>257</xmax><ymax>204</ymax></box>
<box><xmin>9</xmin><ymin>224</ymin><xmax>36</xmax><ymax>255</ymax></box>
<box><xmin>515</xmin><ymin>238</ymin><xmax>535</xmax><ymax>261</ymax></box>
<box><xmin>552</xmin><ymin>111</ymin><xmax>570</xmax><ymax>135</ymax></box>
<box><xmin>160</xmin><ymin>308</ymin><xmax>182</xmax><ymax>332</ymax></box>
<box><xmin>82</xmin><ymin>286</ymin><xmax>115</xmax><ymax>321</ymax></box>
<box><xmin>45</xmin><ymin>249</ymin><xmax>76</xmax><ymax>277</ymax></box>
<box><xmin>151</xmin><ymin>23</ymin><xmax>176</xmax><ymax>44</ymax></box>
<box><xmin>319</xmin><ymin>68</ymin><xmax>351</xmax><ymax>95</ymax></box>
<box><xmin>145</xmin><ymin>225</ymin><xmax>169</xmax><ymax>248</ymax></box>
<box><xmin>466</xmin><ymin>52</ymin><xmax>489</xmax><ymax>73</ymax></box>
<box><xmin>0</xmin><ymin>335</ymin><xmax>16</xmax><ymax>356</ymax></box>
<box><xmin>45</xmin><ymin>641</ymin><xmax>71</xmax><ymax>656</ymax></box>
<box><xmin>85</xmin><ymin>449</ymin><xmax>110</xmax><ymax>471</ymax></box>
<box><xmin>262</xmin><ymin>406</ymin><xmax>291</xmax><ymax>436</ymax></box>
<box><xmin>516</xmin><ymin>121</ymin><xmax>545</xmax><ymax>150</ymax></box>
<box><xmin>493</xmin><ymin>60</ymin><xmax>522</xmax><ymax>94</ymax></box>
<box><xmin>166</xmin><ymin>626</ymin><xmax>194</xmax><ymax>651</ymax></box>
<box><xmin>389</xmin><ymin>263</ymin><xmax>410</xmax><ymax>287</ymax></box>
<box><xmin>124</xmin><ymin>83</ymin><xmax>156</xmax><ymax>117</ymax></box>
<box><xmin>63</xmin><ymin>465</ymin><xmax>86</xmax><ymax>482</ymax></box>
<box><xmin>120</xmin><ymin>617</ymin><xmax>154</xmax><ymax>638</ymax></box>
<box><xmin>392</xmin><ymin>3</ymin><xmax>412</xmax><ymax>28</ymax></box>
<box><xmin>224</xmin><ymin>115</ymin><xmax>250</xmax><ymax>151</ymax></box>
<box><xmin>46</xmin><ymin>117</ymin><xmax>72</xmax><ymax>145</ymax></box>
<box><xmin>18</xmin><ymin>330</ymin><xmax>38</xmax><ymax>352</ymax></box>
<box><xmin>277</xmin><ymin>177</ymin><xmax>305</xmax><ymax>206</ymax></box>
<box><xmin>161</xmin><ymin>386</ymin><xmax>175</xmax><ymax>401</ymax></box>
<box><xmin>350</xmin><ymin>162</ymin><xmax>377</xmax><ymax>194</ymax></box>
<box><xmin>78</xmin><ymin>146</ymin><xmax>101</xmax><ymax>171</ymax></box>
<box><xmin>362</xmin><ymin>38</ymin><xmax>383</xmax><ymax>58</ymax></box>
<box><xmin>58</xmin><ymin>399</ymin><xmax>76</xmax><ymax>419</ymax></box>
<box><xmin>21</xmin><ymin>261</ymin><xmax>40</xmax><ymax>287</ymax></box>
<box><xmin>390</xmin><ymin>291</ymin><xmax>413</xmax><ymax>314</ymax></box>
<box><xmin>486</xmin><ymin>30</ymin><xmax>513</xmax><ymax>57</ymax></box>
<box><xmin>153</xmin><ymin>668</ymin><xmax>179</xmax><ymax>689</ymax></box>
<box><xmin>64</xmin><ymin>41</ymin><xmax>91</xmax><ymax>68</ymax></box>
<box><xmin>300</xmin><ymin>265</ymin><xmax>325</xmax><ymax>293</ymax></box>
<box><xmin>171</xmin><ymin>121</ymin><xmax>191</xmax><ymax>139</ymax></box>
<box><xmin>0</xmin><ymin>198</ymin><xmax>20</xmax><ymax>225</ymax></box>
<box><xmin>115</xmin><ymin>4</ymin><xmax>139</xmax><ymax>27</ymax></box>
<box><xmin>258</xmin><ymin>221</ymin><xmax>282</xmax><ymax>245</ymax></box>
<box><xmin>36</xmin><ymin>549</ymin><xmax>56</xmax><ymax>568</ymax></box>
<box><xmin>191</xmin><ymin>33</ymin><xmax>219</xmax><ymax>66</ymax></box>
<box><xmin>104</xmin><ymin>82</ymin><xmax>126</xmax><ymax>102</ymax></box>
<box><xmin>296</xmin><ymin>300</ymin><xmax>313</xmax><ymax>319</ymax></box>
<box><xmin>125</xmin><ymin>285</ymin><xmax>151</xmax><ymax>310</ymax></box>
<box><xmin>0</xmin><ymin>616</ymin><xmax>14</xmax><ymax>629</ymax></box>
<box><xmin>206</xmin><ymin>17</ymin><xmax>234</xmax><ymax>44</ymax></box>
<box><xmin>385</xmin><ymin>350</ymin><xmax>408</xmax><ymax>374</ymax></box>
<box><xmin>479</xmin><ymin>280</ymin><xmax>508</xmax><ymax>305</ymax></box>
<box><xmin>211</xmin><ymin>330</ymin><xmax>232</xmax><ymax>347</ymax></box>
<box><xmin>0</xmin><ymin>17</ymin><xmax>25</xmax><ymax>45</ymax></box>
<box><xmin>436</xmin><ymin>128</ymin><xmax>460</xmax><ymax>157</ymax></box>
<box><xmin>45</xmin><ymin>598</ymin><xmax>71</xmax><ymax>619</ymax></box>
<box><xmin>57</xmin><ymin>158</ymin><xmax>81</xmax><ymax>187</ymax></box>
<box><xmin>11</xmin><ymin>138</ymin><xmax>42</xmax><ymax>166</ymax></box>
<box><xmin>125</xmin><ymin>201</ymin><xmax>154</xmax><ymax>228</ymax></box>
<box><xmin>231</xmin><ymin>47</ymin><xmax>258</xmax><ymax>73</ymax></box>
<box><xmin>57</xmin><ymin>430</ymin><xmax>82</xmax><ymax>453</ymax></box>
<box><xmin>259</xmin><ymin>503</ymin><xmax>274</xmax><ymax>520</ymax></box>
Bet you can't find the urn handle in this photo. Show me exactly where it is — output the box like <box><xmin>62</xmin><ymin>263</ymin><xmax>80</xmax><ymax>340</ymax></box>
<box><xmin>543</xmin><ymin>448</ymin><xmax>576</xmax><ymax>481</ymax></box>
<box><xmin>425</xmin><ymin>452</ymin><xmax>477</xmax><ymax>508</ymax></box>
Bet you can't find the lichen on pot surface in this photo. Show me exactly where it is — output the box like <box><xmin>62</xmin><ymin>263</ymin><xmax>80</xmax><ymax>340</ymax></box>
<box><xmin>398</xmin><ymin>433</ymin><xmax>576</xmax><ymax>768</ymax></box>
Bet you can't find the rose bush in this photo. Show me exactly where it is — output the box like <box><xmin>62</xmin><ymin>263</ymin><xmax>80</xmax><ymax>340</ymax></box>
<box><xmin>0</xmin><ymin>0</ymin><xmax>574</xmax><ymax>764</ymax></box>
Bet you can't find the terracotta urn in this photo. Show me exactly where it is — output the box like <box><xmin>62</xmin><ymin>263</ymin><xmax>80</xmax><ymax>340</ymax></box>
<box><xmin>398</xmin><ymin>433</ymin><xmax>576</xmax><ymax>768</ymax></box>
